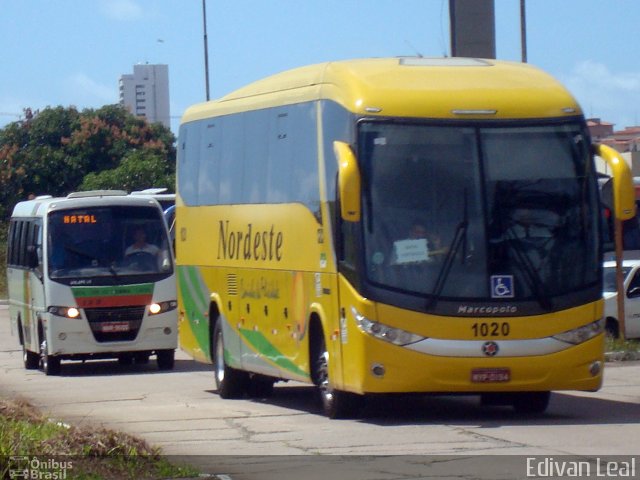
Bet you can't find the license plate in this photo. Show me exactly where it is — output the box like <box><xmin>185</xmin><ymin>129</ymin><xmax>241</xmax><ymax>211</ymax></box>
<box><xmin>471</xmin><ymin>368</ymin><xmax>510</xmax><ymax>383</ymax></box>
<box><xmin>100</xmin><ymin>322</ymin><xmax>130</xmax><ymax>333</ymax></box>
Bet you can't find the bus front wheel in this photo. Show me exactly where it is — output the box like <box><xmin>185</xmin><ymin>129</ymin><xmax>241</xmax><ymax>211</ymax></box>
<box><xmin>312</xmin><ymin>333</ymin><xmax>363</xmax><ymax>419</ymax></box>
<box><xmin>213</xmin><ymin>321</ymin><xmax>248</xmax><ymax>398</ymax></box>
<box><xmin>40</xmin><ymin>339</ymin><xmax>61</xmax><ymax>376</ymax></box>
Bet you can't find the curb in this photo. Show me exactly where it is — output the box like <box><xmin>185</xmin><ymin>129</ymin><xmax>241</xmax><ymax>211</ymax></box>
<box><xmin>605</xmin><ymin>351</ymin><xmax>640</xmax><ymax>362</ymax></box>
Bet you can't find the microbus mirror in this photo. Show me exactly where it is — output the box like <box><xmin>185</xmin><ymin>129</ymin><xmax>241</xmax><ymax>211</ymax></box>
<box><xmin>595</xmin><ymin>144</ymin><xmax>636</xmax><ymax>220</ymax></box>
<box><xmin>334</xmin><ymin>141</ymin><xmax>361</xmax><ymax>222</ymax></box>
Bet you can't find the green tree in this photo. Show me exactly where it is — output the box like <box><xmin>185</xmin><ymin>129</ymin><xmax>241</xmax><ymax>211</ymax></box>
<box><xmin>0</xmin><ymin>105</ymin><xmax>176</xmax><ymax>221</ymax></box>
<box><xmin>81</xmin><ymin>149</ymin><xmax>175</xmax><ymax>192</ymax></box>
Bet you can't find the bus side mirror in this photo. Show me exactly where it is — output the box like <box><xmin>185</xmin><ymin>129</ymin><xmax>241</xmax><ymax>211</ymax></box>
<box><xmin>334</xmin><ymin>141</ymin><xmax>361</xmax><ymax>222</ymax></box>
<box><xmin>596</xmin><ymin>144</ymin><xmax>636</xmax><ymax>220</ymax></box>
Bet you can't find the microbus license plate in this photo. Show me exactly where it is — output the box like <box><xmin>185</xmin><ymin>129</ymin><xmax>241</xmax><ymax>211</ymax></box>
<box><xmin>100</xmin><ymin>322</ymin><xmax>130</xmax><ymax>333</ymax></box>
<box><xmin>471</xmin><ymin>368</ymin><xmax>510</xmax><ymax>383</ymax></box>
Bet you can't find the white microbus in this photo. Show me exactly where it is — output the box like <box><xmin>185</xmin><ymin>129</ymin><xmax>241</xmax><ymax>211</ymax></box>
<box><xmin>6</xmin><ymin>190</ymin><xmax>177</xmax><ymax>375</ymax></box>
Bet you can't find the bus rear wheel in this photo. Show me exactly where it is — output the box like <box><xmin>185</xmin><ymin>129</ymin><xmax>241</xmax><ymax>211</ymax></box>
<box><xmin>312</xmin><ymin>333</ymin><xmax>363</xmax><ymax>419</ymax></box>
<box><xmin>19</xmin><ymin>321</ymin><xmax>39</xmax><ymax>370</ymax></box>
<box><xmin>23</xmin><ymin>343</ymin><xmax>39</xmax><ymax>370</ymax></box>
<box><xmin>213</xmin><ymin>320</ymin><xmax>248</xmax><ymax>398</ymax></box>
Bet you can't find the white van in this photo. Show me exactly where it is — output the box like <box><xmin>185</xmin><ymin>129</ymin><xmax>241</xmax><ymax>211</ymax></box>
<box><xmin>6</xmin><ymin>190</ymin><xmax>177</xmax><ymax>375</ymax></box>
<box><xmin>603</xmin><ymin>253</ymin><xmax>640</xmax><ymax>339</ymax></box>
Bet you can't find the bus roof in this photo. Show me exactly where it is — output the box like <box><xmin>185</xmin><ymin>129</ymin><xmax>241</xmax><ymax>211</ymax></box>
<box><xmin>10</xmin><ymin>191</ymin><xmax>162</xmax><ymax>219</ymax></box>
<box><xmin>181</xmin><ymin>57</ymin><xmax>582</xmax><ymax>123</ymax></box>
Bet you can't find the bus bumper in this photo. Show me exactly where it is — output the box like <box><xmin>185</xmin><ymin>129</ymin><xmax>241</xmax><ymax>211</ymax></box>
<box><xmin>43</xmin><ymin>311</ymin><xmax>178</xmax><ymax>357</ymax></box>
<box><xmin>344</xmin><ymin>333</ymin><xmax>604</xmax><ymax>394</ymax></box>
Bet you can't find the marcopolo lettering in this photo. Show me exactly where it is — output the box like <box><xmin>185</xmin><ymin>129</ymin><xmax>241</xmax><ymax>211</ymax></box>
<box><xmin>458</xmin><ymin>305</ymin><xmax>518</xmax><ymax>315</ymax></box>
<box><xmin>218</xmin><ymin>221</ymin><xmax>284</xmax><ymax>261</ymax></box>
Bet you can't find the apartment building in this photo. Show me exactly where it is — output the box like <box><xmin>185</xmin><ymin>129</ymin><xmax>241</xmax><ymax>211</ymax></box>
<box><xmin>119</xmin><ymin>64</ymin><xmax>170</xmax><ymax>129</ymax></box>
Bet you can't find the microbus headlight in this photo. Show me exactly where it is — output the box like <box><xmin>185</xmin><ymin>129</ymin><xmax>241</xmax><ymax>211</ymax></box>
<box><xmin>352</xmin><ymin>307</ymin><xmax>425</xmax><ymax>346</ymax></box>
<box><xmin>148</xmin><ymin>300</ymin><xmax>177</xmax><ymax>316</ymax></box>
<box><xmin>48</xmin><ymin>306</ymin><xmax>81</xmax><ymax>319</ymax></box>
<box><xmin>552</xmin><ymin>319</ymin><xmax>604</xmax><ymax>345</ymax></box>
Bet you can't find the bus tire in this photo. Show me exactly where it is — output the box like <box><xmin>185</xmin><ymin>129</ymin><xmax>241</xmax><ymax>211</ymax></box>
<box><xmin>605</xmin><ymin>318</ymin><xmax>619</xmax><ymax>339</ymax></box>
<box><xmin>312</xmin><ymin>332</ymin><xmax>363</xmax><ymax>419</ymax></box>
<box><xmin>512</xmin><ymin>391</ymin><xmax>551</xmax><ymax>414</ymax></box>
<box><xmin>23</xmin><ymin>344</ymin><xmax>40</xmax><ymax>370</ymax></box>
<box><xmin>18</xmin><ymin>320</ymin><xmax>39</xmax><ymax>370</ymax></box>
<box><xmin>40</xmin><ymin>340</ymin><xmax>61</xmax><ymax>376</ymax></box>
<box><xmin>213</xmin><ymin>320</ymin><xmax>248</xmax><ymax>399</ymax></box>
<box><xmin>157</xmin><ymin>349</ymin><xmax>175</xmax><ymax>370</ymax></box>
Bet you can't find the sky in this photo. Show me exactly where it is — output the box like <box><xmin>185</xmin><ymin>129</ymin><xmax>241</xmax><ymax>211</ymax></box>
<box><xmin>2</xmin><ymin>0</ymin><xmax>640</xmax><ymax>135</ymax></box>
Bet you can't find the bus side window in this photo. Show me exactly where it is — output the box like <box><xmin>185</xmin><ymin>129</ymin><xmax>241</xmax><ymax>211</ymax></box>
<box><xmin>7</xmin><ymin>220</ymin><xmax>17</xmax><ymax>266</ymax></box>
<box><xmin>26</xmin><ymin>222</ymin><xmax>42</xmax><ymax>270</ymax></box>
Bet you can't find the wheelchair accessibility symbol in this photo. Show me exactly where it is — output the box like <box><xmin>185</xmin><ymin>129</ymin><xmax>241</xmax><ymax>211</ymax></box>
<box><xmin>491</xmin><ymin>275</ymin><xmax>514</xmax><ymax>298</ymax></box>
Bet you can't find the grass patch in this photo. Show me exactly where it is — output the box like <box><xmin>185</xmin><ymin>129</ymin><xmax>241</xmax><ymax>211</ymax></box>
<box><xmin>0</xmin><ymin>397</ymin><xmax>198</xmax><ymax>479</ymax></box>
<box><xmin>605</xmin><ymin>336</ymin><xmax>640</xmax><ymax>362</ymax></box>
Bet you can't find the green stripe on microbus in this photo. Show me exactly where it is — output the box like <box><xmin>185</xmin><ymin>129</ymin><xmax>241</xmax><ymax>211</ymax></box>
<box><xmin>71</xmin><ymin>284</ymin><xmax>154</xmax><ymax>297</ymax></box>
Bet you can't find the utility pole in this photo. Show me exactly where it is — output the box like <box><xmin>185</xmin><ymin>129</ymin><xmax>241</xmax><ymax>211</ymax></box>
<box><xmin>202</xmin><ymin>0</ymin><xmax>211</xmax><ymax>101</ymax></box>
<box><xmin>520</xmin><ymin>0</ymin><xmax>528</xmax><ymax>62</ymax></box>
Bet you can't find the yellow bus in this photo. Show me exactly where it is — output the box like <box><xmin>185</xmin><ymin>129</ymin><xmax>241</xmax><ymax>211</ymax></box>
<box><xmin>176</xmin><ymin>57</ymin><xmax>634</xmax><ymax>418</ymax></box>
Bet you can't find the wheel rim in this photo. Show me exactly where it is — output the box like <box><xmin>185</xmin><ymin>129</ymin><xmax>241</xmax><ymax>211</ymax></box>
<box><xmin>215</xmin><ymin>331</ymin><xmax>225</xmax><ymax>384</ymax></box>
<box><xmin>317</xmin><ymin>349</ymin><xmax>333</xmax><ymax>405</ymax></box>
<box><xmin>40</xmin><ymin>340</ymin><xmax>47</xmax><ymax>370</ymax></box>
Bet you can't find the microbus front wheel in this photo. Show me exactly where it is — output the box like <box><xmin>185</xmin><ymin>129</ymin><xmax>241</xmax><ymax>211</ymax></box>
<box><xmin>40</xmin><ymin>339</ymin><xmax>61</xmax><ymax>376</ymax></box>
<box><xmin>213</xmin><ymin>320</ymin><xmax>248</xmax><ymax>399</ymax></box>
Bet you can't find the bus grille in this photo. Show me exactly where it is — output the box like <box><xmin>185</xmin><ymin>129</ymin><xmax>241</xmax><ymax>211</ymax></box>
<box><xmin>85</xmin><ymin>306</ymin><xmax>145</xmax><ymax>342</ymax></box>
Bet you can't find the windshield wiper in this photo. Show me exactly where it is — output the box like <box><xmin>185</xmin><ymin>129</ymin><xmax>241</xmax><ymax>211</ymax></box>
<box><xmin>426</xmin><ymin>189</ymin><xmax>469</xmax><ymax>310</ymax></box>
<box><xmin>504</xmin><ymin>226</ymin><xmax>552</xmax><ymax>310</ymax></box>
<box><xmin>426</xmin><ymin>219</ymin><xmax>468</xmax><ymax>310</ymax></box>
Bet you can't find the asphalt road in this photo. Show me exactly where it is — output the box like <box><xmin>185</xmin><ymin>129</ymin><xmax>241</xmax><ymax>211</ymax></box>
<box><xmin>2</xmin><ymin>303</ymin><xmax>640</xmax><ymax>479</ymax></box>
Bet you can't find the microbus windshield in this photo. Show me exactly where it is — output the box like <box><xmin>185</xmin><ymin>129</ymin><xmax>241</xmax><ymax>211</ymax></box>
<box><xmin>48</xmin><ymin>205</ymin><xmax>172</xmax><ymax>279</ymax></box>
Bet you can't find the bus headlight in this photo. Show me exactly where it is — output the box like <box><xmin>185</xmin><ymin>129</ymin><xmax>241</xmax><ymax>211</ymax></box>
<box><xmin>552</xmin><ymin>319</ymin><xmax>604</xmax><ymax>345</ymax></box>
<box><xmin>48</xmin><ymin>306</ymin><xmax>80</xmax><ymax>319</ymax></box>
<box><xmin>352</xmin><ymin>307</ymin><xmax>425</xmax><ymax>346</ymax></box>
<box><xmin>148</xmin><ymin>301</ymin><xmax>177</xmax><ymax>316</ymax></box>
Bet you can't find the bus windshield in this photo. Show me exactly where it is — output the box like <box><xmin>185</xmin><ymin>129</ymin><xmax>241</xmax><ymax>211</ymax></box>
<box><xmin>360</xmin><ymin>121</ymin><xmax>599</xmax><ymax>306</ymax></box>
<box><xmin>48</xmin><ymin>205</ymin><xmax>172</xmax><ymax>279</ymax></box>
